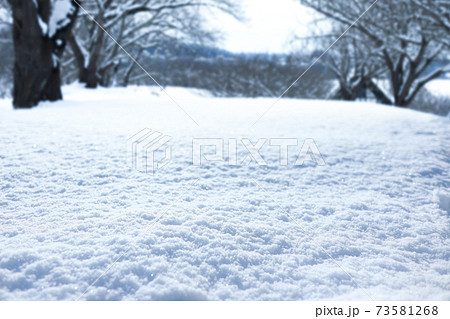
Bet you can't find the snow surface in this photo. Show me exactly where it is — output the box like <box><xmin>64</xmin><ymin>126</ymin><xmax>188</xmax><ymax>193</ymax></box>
<box><xmin>0</xmin><ymin>85</ymin><xmax>449</xmax><ymax>300</ymax></box>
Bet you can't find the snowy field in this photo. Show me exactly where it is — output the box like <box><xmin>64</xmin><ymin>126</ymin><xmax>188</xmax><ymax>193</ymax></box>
<box><xmin>0</xmin><ymin>85</ymin><xmax>449</xmax><ymax>300</ymax></box>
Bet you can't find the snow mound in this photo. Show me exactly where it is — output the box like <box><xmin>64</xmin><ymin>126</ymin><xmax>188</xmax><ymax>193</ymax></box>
<box><xmin>426</xmin><ymin>79</ymin><xmax>450</xmax><ymax>98</ymax></box>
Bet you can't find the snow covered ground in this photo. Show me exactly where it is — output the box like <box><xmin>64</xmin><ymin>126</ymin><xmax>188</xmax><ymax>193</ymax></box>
<box><xmin>0</xmin><ymin>85</ymin><xmax>449</xmax><ymax>300</ymax></box>
<box><xmin>426</xmin><ymin>79</ymin><xmax>450</xmax><ymax>98</ymax></box>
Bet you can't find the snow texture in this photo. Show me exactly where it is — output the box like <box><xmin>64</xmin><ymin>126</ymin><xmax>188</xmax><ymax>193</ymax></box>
<box><xmin>0</xmin><ymin>84</ymin><xmax>449</xmax><ymax>300</ymax></box>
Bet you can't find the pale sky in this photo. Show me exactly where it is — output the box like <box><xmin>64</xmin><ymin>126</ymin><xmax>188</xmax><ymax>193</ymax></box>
<box><xmin>210</xmin><ymin>0</ymin><xmax>317</xmax><ymax>54</ymax></box>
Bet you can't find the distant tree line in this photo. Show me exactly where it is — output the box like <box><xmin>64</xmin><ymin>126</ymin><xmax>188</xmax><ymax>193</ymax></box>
<box><xmin>60</xmin><ymin>42</ymin><xmax>335</xmax><ymax>99</ymax></box>
<box><xmin>0</xmin><ymin>0</ymin><xmax>448</xmax><ymax>115</ymax></box>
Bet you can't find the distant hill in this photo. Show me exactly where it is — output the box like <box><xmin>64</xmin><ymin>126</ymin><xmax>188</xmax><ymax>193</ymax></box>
<box><xmin>146</xmin><ymin>41</ymin><xmax>287</xmax><ymax>61</ymax></box>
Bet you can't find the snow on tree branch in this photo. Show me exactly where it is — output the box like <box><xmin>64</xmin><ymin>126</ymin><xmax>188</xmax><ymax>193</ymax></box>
<box><xmin>49</xmin><ymin>0</ymin><xmax>77</xmax><ymax>37</ymax></box>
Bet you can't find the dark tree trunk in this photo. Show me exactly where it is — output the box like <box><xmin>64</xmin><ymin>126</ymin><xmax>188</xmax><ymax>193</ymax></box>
<box><xmin>85</xmin><ymin>66</ymin><xmax>99</xmax><ymax>88</ymax></box>
<box><xmin>8</xmin><ymin>0</ymin><xmax>53</xmax><ymax>108</ymax></box>
<box><xmin>68</xmin><ymin>30</ymin><xmax>99</xmax><ymax>88</ymax></box>
<box><xmin>67</xmin><ymin>30</ymin><xmax>88</xmax><ymax>83</ymax></box>
<box><xmin>85</xmin><ymin>30</ymin><xmax>106</xmax><ymax>88</ymax></box>
<box><xmin>7</xmin><ymin>0</ymin><xmax>77</xmax><ymax>108</ymax></box>
<box><xmin>41</xmin><ymin>66</ymin><xmax>63</xmax><ymax>101</ymax></box>
<box><xmin>122</xmin><ymin>49</ymin><xmax>142</xmax><ymax>87</ymax></box>
<box><xmin>366</xmin><ymin>79</ymin><xmax>393</xmax><ymax>106</ymax></box>
<box><xmin>334</xmin><ymin>77</ymin><xmax>366</xmax><ymax>101</ymax></box>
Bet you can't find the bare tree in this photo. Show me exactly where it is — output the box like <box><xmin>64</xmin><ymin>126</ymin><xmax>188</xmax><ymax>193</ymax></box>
<box><xmin>412</xmin><ymin>0</ymin><xmax>450</xmax><ymax>35</ymax></box>
<box><xmin>65</xmin><ymin>0</ymin><xmax>239</xmax><ymax>88</ymax></box>
<box><xmin>300</xmin><ymin>0</ymin><xmax>450</xmax><ymax>107</ymax></box>
<box><xmin>6</xmin><ymin>0</ymin><xmax>78</xmax><ymax>108</ymax></box>
<box><xmin>309</xmin><ymin>27</ymin><xmax>385</xmax><ymax>101</ymax></box>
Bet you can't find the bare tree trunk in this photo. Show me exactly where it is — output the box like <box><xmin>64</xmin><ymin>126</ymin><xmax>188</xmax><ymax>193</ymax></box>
<box><xmin>8</xmin><ymin>0</ymin><xmax>77</xmax><ymax>108</ymax></box>
<box><xmin>8</xmin><ymin>0</ymin><xmax>54</xmax><ymax>108</ymax></box>
<box><xmin>67</xmin><ymin>30</ymin><xmax>88</xmax><ymax>83</ymax></box>
<box><xmin>366</xmin><ymin>79</ymin><xmax>393</xmax><ymax>106</ymax></box>
<box><xmin>84</xmin><ymin>28</ymin><xmax>105</xmax><ymax>88</ymax></box>
<box><xmin>41</xmin><ymin>66</ymin><xmax>63</xmax><ymax>101</ymax></box>
<box><xmin>122</xmin><ymin>48</ymin><xmax>143</xmax><ymax>87</ymax></box>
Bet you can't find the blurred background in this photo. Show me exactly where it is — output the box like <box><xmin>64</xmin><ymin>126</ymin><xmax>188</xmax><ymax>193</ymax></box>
<box><xmin>1</xmin><ymin>0</ymin><xmax>449</xmax><ymax>115</ymax></box>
